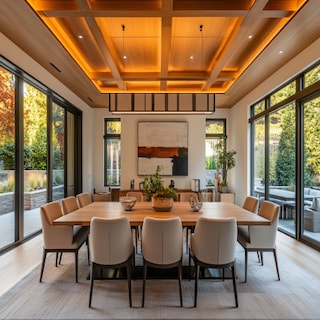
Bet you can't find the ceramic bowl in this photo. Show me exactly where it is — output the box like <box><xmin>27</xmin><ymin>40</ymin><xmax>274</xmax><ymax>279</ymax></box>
<box><xmin>120</xmin><ymin>196</ymin><xmax>136</xmax><ymax>211</ymax></box>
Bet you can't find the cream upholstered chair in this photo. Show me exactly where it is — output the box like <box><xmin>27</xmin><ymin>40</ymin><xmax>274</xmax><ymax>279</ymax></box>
<box><xmin>126</xmin><ymin>191</ymin><xmax>144</xmax><ymax>202</ymax></box>
<box><xmin>61</xmin><ymin>196</ymin><xmax>79</xmax><ymax>215</ymax></box>
<box><xmin>178</xmin><ymin>192</ymin><xmax>198</xmax><ymax>253</ymax></box>
<box><xmin>141</xmin><ymin>217</ymin><xmax>183</xmax><ymax>307</ymax></box>
<box><xmin>189</xmin><ymin>217</ymin><xmax>238</xmax><ymax>308</ymax></box>
<box><xmin>89</xmin><ymin>216</ymin><xmax>134</xmax><ymax>308</ymax></box>
<box><xmin>39</xmin><ymin>201</ymin><xmax>89</xmax><ymax>282</ymax></box>
<box><xmin>61</xmin><ymin>196</ymin><xmax>89</xmax><ymax>264</ymax></box>
<box><xmin>242</xmin><ymin>196</ymin><xmax>259</xmax><ymax>213</ymax></box>
<box><xmin>76</xmin><ymin>192</ymin><xmax>92</xmax><ymax>208</ymax></box>
<box><xmin>237</xmin><ymin>200</ymin><xmax>280</xmax><ymax>282</ymax></box>
<box><xmin>178</xmin><ymin>192</ymin><xmax>198</xmax><ymax>202</ymax></box>
<box><xmin>239</xmin><ymin>196</ymin><xmax>260</xmax><ymax>261</ymax></box>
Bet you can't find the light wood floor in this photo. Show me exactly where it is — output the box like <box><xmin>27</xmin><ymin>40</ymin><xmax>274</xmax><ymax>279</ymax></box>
<box><xmin>0</xmin><ymin>231</ymin><xmax>319</xmax><ymax>298</ymax></box>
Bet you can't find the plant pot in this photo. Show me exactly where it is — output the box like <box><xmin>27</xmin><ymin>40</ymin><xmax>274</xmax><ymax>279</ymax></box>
<box><xmin>152</xmin><ymin>197</ymin><xmax>173</xmax><ymax>212</ymax></box>
<box><xmin>219</xmin><ymin>185</ymin><xmax>229</xmax><ymax>193</ymax></box>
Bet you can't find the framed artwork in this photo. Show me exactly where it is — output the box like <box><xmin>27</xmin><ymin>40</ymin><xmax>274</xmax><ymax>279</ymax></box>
<box><xmin>138</xmin><ymin>121</ymin><xmax>188</xmax><ymax>176</ymax></box>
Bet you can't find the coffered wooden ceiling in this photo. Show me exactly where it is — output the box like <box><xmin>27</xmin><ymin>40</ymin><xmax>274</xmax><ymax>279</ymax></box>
<box><xmin>2</xmin><ymin>0</ymin><xmax>320</xmax><ymax>108</ymax></box>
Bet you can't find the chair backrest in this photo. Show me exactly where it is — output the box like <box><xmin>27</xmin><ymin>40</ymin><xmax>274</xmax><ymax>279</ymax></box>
<box><xmin>126</xmin><ymin>191</ymin><xmax>144</xmax><ymax>202</ymax></box>
<box><xmin>242</xmin><ymin>196</ymin><xmax>259</xmax><ymax>213</ymax></box>
<box><xmin>142</xmin><ymin>217</ymin><xmax>182</xmax><ymax>265</ymax></box>
<box><xmin>40</xmin><ymin>202</ymin><xmax>73</xmax><ymax>248</ymax></box>
<box><xmin>77</xmin><ymin>192</ymin><xmax>92</xmax><ymax>208</ymax></box>
<box><xmin>191</xmin><ymin>217</ymin><xmax>237</xmax><ymax>265</ymax></box>
<box><xmin>248</xmin><ymin>201</ymin><xmax>280</xmax><ymax>248</ymax></box>
<box><xmin>61</xmin><ymin>196</ymin><xmax>79</xmax><ymax>215</ymax></box>
<box><xmin>258</xmin><ymin>200</ymin><xmax>280</xmax><ymax>224</ymax></box>
<box><xmin>178</xmin><ymin>192</ymin><xmax>198</xmax><ymax>202</ymax></box>
<box><xmin>89</xmin><ymin>217</ymin><xmax>133</xmax><ymax>265</ymax></box>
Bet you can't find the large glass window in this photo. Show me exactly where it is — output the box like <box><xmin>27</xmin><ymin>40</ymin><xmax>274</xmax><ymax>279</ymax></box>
<box><xmin>0</xmin><ymin>66</ymin><xmax>15</xmax><ymax>248</ymax></box>
<box><xmin>205</xmin><ymin>119</ymin><xmax>226</xmax><ymax>187</ymax></box>
<box><xmin>302</xmin><ymin>97</ymin><xmax>320</xmax><ymax>244</ymax></box>
<box><xmin>23</xmin><ymin>82</ymin><xmax>47</xmax><ymax>238</ymax></box>
<box><xmin>0</xmin><ymin>57</ymin><xmax>82</xmax><ymax>253</ymax></box>
<box><xmin>52</xmin><ymin>102</ymin><xmax>65</xmax><ymax>202</ymax></box>
<box><xmin>250</xmin><ymin>61</ymin><xmax>320</xmax><ymax>248</ymax></box>
<box><xmin>104</xmin><ymin>119</ymin><xmax>121</xmax><ymax>186</ymax></box>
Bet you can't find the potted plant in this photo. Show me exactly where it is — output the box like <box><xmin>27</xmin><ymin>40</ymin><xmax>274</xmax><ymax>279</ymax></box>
<box><xmin>143</xmin><ymin>165</ymin><xmax>177</xmax><ymax>211</ymax></box>
<box><xmin>215</xmin><ymin>140</ymin><xmax>236</xmax><ymax>193</ymax></box>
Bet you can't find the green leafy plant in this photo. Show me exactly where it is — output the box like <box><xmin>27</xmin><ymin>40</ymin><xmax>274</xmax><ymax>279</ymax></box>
<box><xmin>215</xmin><ymin>140</ymin><xmax>236</xmax><ymax>186</ymax></box>
<box><xmin>143</xmin><ymin>165</ymin><xmax>177</xmax><ymax>201</ymax></box>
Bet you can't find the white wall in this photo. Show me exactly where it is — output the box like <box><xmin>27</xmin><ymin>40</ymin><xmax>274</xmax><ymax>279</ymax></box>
<box><xmin>93</xmin><ymin>109</ymin><xmax>230</xmax><ymax>193</ymax></box>
<box><xmin>0</xmin><ymin>33</ymin><xmax>94</xmax><ymax>193</ymax></box>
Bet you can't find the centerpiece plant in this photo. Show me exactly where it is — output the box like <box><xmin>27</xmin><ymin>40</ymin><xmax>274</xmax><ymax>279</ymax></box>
<box><xmin>143</xmin><ymin>165</ymin><xmax>177</xmax><ymax>201</ymax></box>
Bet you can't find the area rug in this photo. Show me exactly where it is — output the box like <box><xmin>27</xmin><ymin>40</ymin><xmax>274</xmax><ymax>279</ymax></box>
<box><xmin>0</xmin><ymin>246</ymin><xmax>319</xmax><ymax>319</ymax></box>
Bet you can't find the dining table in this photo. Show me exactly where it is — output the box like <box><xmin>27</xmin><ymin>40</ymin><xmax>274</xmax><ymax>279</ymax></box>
<box><xmin>53</xmin><ymin>201</ymin><xmax>270</xmax><ymax>227</ymax></box>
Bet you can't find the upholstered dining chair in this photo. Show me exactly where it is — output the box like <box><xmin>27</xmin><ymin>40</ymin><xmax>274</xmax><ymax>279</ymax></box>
<box><xmin>76</xmin><ymin>192</ymin><xmax>92</xmax><ymax>208</ymax></box>
<box><xmin>239</xmin><ymin>195</ymin><xmax>260</xmax><ymax>262</ymax></box>
<box><xmin>242</xmin><ymin>196</ymin><xmax>259</xmax><ymax>213</ymax></box>
<box><xmin>237</xmin><ymin>200</ymin><xmax>280</xmax><ymax>282</ymax></box>
<box><xmin>189</xmin><ymin>217</ymin><xmax>238</xmax><ymax>308</ymax></box>
<box><xmin>88</xmin><ymin>216</ymin><xmax>135</xmax><ymax>308</ymax></box>
<box><xmin>39</xmin><ymin>201</ymin><xmax>89</xmax><ymax>283</ymax></box>
<box><xmin>126</xmin><ymin>191</ymin><xmax>144</xmax><ymax>202</ymax></box>
<box><xmin>178</xmin><ymin>192</ymin><xmax>198</xmax><ymax>253</ymax></box>
<box><xmin>126</xmin><ymin>191</ymin><xmax>144</xmax><ymax>252</ymax></box>
<box><xmin>141</xmin><ymin>216</ymin><xmax>183</xmax><ymax>307</ymax></box>
<box><xmin>61</xmin><ymin>196</ymin><xmax>79</xmax><ymax>215</ymax></box>
<box><xmin>61</xmin><ymin>196</ymin><xmax>89</xmax><ymax>264</ymax></box>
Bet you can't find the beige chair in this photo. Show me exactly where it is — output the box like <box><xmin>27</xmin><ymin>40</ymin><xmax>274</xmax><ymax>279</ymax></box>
<box><xmin>240</xmin><ymin>196</ymin><xmax>260</xmax><ymax>262</ymax></box>
<box><xmin>39</xmin><ymin>201</ymin><xmax>89</xmax><ymax>282</ymax></box>
<box><xmin>141</xmin><ymin>217</ymin><xmax>183</xmax><ymax>307</ymax></box>
<box><xmin>242</xmin><ymin>196</ymin><xmax>259</xmax><ymax>213</ymax></box>
<box><xmin>88</xmin><ymin>216</ymin><xmax>134</xmax><ymax>308</ymax></box>
<box><xmin>126</xmin><ymin>191</ymin><xmax>144</xmax><ymax>202</ymax></box>
<box><xmin>61</xmin><ymin>196</ymin><xmax>89</xmax><ymax>264</ymax></box>
<box><xmin>76</xmin><ymin>192</ymin><xmax>92</xmax><ymax>208</ymax></box>
<box><xmin>237</xmin><ymin>200</ymin><xmax>280</xmax><ymax>282</ymax></box>
<box><xmin>61</xmin><ymin>196</ymin><xmax>79</xmax><ymax>215</ymax></box>
<box><xmin>189</xmin><ymin>217</ymin><xmax>238</xmax><ymax>307</ymax></box>
<box><xmin>178</xmin><ymin>192</ymin><xmax>198</xmax><ymax>253</ymax></box>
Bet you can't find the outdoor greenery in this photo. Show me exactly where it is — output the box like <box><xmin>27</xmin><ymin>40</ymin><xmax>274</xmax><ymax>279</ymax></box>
<box><xmin>143</xmin><ymin>165</ymin><xmax>177</xmax><ymax>201</ymax></box>
<box><xmin>215</xmin><ymin>140</ymin><xmax>236</xmax><ymax>186</ymax></box>
<box><xmin>254</xmin><ymin>66</ymin><xmax>320</xmax><ymax>188</ymax></box>
<box><xmin>0</xmin><ymin>67</ymin><xmax>65</xmax><ymax>192</ymax></box>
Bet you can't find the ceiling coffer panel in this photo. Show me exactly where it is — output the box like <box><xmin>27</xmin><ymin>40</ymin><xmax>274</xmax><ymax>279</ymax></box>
<box><xmin>23</xmin><ymin>0</ymin><xmax>307</xmax><ymax>99</ymax></box>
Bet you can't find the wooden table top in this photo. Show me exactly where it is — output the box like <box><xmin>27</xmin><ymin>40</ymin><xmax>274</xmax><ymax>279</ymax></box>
<box><xmin>53</xmin><ymin>201</ymin><xmax>270</xmax><ymax>227</ymax></box>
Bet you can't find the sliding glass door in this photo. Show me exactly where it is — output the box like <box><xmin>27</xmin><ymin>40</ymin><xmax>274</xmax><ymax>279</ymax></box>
<box><xmin>302</xmin><ymin>96</ymin><xmax>320</xmax><ymax>244</ymax></box>
<box><xmin>0</xmin><ymin>66</ymin><xmax>15</xmax><ymax>248</ymax></box>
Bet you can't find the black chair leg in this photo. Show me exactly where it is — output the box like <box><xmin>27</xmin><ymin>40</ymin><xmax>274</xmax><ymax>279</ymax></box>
<box><xmin>142</xmin><ymin>263</ymin><xmax>147</xmax><ymax>307</ymax></box>
<box><xmin>127</xmin><ymin>264</ymin><xmax>132</xmax><ymax>307</ymax></box>
<box><xmin>194</xmin><ymin>263</ymin><xmax>199</xmax><ymax>307</ymax></box>
<box><xmin>89</xmin><ymin>263</ymin><xmax>95</xmax><ymax>307</ymax></box>
<box><xmin>39</xmin><ymin>249</ymin><xmax>47</xmax><ymax>282</ymax></box>
<box><xmin>178</xmin><ymin>264</ymin><xmax>183</xmax><ymax>307</ymax></box>
<box><xmin>231</xmin><ymin>264</ymin><xmax>238</xmax><ymax>307</ymax></box>
<box><xmin>273</xmin><ymin>249</ymin><xmax>280</xmax><ymax>280</ymax></box>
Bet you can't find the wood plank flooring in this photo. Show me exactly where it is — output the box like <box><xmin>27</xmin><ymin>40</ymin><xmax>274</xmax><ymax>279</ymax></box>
<box><xmin>0</xmin><ymin>231</ymin><xmax>320</xmax><ymax>300</ymax></box>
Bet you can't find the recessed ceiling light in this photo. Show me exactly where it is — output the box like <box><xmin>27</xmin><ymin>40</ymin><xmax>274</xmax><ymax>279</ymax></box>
<box><xmin>248</xmin><ymin>35</ymin><xmax>253</xmax><ymax>39</ymax></box>
<box><xmin>123</xmin><ymin>55</ymin><xmax>127</xmax><ymax>60</ymax></box>
<box><xmin>279</xmin><ymin>50</ymin><xmax>284</xmax><ymax>54</ymax></box>
<box><xmin>189</xmin><ymin>55</ymin><xmax>195</xmax><ymax>60</ymax></box>
<box><xmin>78</xmin><ymin>35</ymin><xmax>83</xmax><ymax>39</ymax></box>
